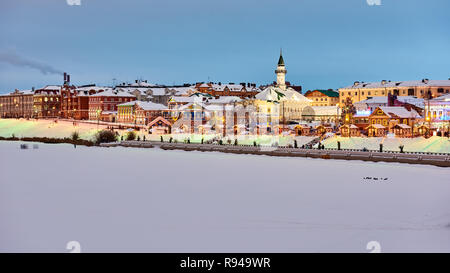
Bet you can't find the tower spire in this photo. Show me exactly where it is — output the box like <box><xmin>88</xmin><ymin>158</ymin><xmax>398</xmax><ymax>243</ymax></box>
<box><xmin>278</xmin><ymin>48</ymin><xmax>285</xmax><ymax>66</ymax></box>
<box><xmin>275</xmin><ymin>49</ymin><xmax>287</xmax><ymax>90</ymax></box>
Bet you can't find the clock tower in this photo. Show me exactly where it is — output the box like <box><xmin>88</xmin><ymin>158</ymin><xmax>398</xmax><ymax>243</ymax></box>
<box><xmin>275</xmin><ymin>50</ymin><xmax>287</xmax><ymax>90</ymax></box>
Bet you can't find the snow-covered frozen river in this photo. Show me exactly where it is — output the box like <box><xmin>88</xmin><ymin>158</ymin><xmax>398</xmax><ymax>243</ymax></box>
<box><xmin>1</xmin><ymin>141</ymin><xmax>449</xmax><ymax>252</ymax></box>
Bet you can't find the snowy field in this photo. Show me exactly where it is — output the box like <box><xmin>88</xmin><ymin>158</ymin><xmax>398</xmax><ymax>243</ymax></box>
<box><xmin>2</xmin><ymin>119</ymin><xmax>449</xmax><ymax>153</ymax></box>
<box><xmin>0</xmin><ymin>118</ymin><xmax>108</xmax><ymax>140</ymax></box>
<box><xmin>0</xmin><ymin>119</ymin><xmax>311</xmax><ymax>145</ymax></box>
<box><xmin>321</xmin><ymin>136</ymin><xmax>450</xmax><ymax>153</ymax></box>
<box><xmin>1</xmin><ymin>141</ymin><xmax>449</xmax><ymax>253</ymax></box>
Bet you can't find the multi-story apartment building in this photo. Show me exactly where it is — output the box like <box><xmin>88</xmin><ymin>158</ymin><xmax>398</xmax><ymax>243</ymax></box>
<box><xmin>304</xmin><ymin>89</ymin><xmax>339</xmax><ymax>106</ymax></box>
<box><xmin>88</xmin><ymin>89</ymin><xmax>136</xmax><ymax>121</ymax></box>
<box><xmin>33</xmin><ymin>86</ymin><xmax>61</xmax><ymax>118</ymax></box>
<box><xmin>0</xmin><ymin>89</ymin><xmax>34</xmax><ymax>118</ymax></box>
<box><xmin>60</xmin><ymin>84</ymin><xmax>108</xmax><ymax>120</ymax></box>
<box><xmin>339</xmin><ymin>79</ymin><xmax>450</xmax><ymax>107</ymax></box>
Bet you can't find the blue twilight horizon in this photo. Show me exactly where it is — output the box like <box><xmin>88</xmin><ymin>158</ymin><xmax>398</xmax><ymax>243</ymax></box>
<box><xmin>0</xmin><ymin>0</ymin><xmax>449</xmax><ymax>93</ymax></box>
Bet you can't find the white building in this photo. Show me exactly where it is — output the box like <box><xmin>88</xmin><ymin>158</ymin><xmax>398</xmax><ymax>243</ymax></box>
<box><xmin>251</xmin><ymin>51</ymin><xmax>311</xmax><ymax>123</ymax></box>
<box><xmin>427</xmin><ymin>94</ymin><xmax>450</xmax><ymax>132</ymax></box>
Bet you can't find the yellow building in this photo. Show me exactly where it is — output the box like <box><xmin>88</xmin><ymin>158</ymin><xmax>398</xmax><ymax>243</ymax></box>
<box><xmin>339</xmin><ymin>79</ymin><xmax>450</xmax><ymax>107</ymax></box>
<box><xmin>304</xmin><ymin>89</ymin><xmax>339</xmax><ymax>106</ymax></box>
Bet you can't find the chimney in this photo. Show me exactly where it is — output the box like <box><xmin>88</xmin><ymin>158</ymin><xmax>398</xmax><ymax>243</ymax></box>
<box><xmin>67</xmin><ymin>74</ymin><xmax>70</xmax><ymax>83</ymax></box>
<box><xmin>63</xmin><ymin>72</ymin><xmax>67</xmax><ymax>84</ymax></box>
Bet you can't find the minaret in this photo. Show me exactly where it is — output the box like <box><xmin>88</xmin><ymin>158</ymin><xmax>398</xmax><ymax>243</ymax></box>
<box><xmin>275</xmin><ymin>49</ymin><xmax>287</xmax><ymax>90</ymax></box>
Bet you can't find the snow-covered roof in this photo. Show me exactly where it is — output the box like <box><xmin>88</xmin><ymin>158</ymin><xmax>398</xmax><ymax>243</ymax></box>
<box><xmin>91</xmin><ymin>89</ymin><xmax>136</xmax><ymax>97</ymax></box>
<box><xmin>431</xmin><ymin>93</ymin><xmax>450</xmax><ymax>102</ymax></box>
<box><xmin>0</xmin><ymin>89</ymin><xmax>34</xmax><ymax>96</ymax></box>
<box><xmin>378</xmin><ymin>107</ymin><xmax>421</xmax><ymax>118</ymax></box>
<box><xmin>341</xmin><ymin>124</ymin><xmax>359</xmax><ymax>129</ymax></box>
<box><xmin>41</xmin><ymin>85</ymin><xmax>62</xmax><ymax>90</ymax></box>
<box><xmin>136</xmin><ymin>101</ymin><xmax>167</xmax><ymax>111</ymax></box>
<box><xmin>169</xmin><ymin>96</ymin><xmax>197</xmax><ymax>103</ymax></box>
<box><xmin>172</xmin><ymin>86</ymin><xmax>196</xmax><ymax>96</ymax></box>
<box><xmin>355</xmin><ymin>96</ymin><xmax>424</xmax><ymax>108</ymax></box>
<box><xmin>148</xmin><ymin>87</ymin><xmax>168</xmax><ymax>96</ymax></box>
<box><xmin>117</xmin><ymin>100</ymin><xmax>166</xmax><ymax>110</ymax></box>
<box><xmin>367</xmin><ymin>124</ymin><xmax>386</xmax><ymax>129</ymax></box>
<box><xmin>204</xmin><ymin>104</ymin><xmax>235</xmax><ymax>111</ymax></box>
<box><xmin>211</xmin><ymin>84</ymin><xmax>246</xmax><ymax>92</ymax></box>
<box><xmin>342</xmin><ymin>80</ymin><xmax>450</xmax><ymax>89</ymax></box>
<box><xmin>117</xmin><ymin>81</ymin><xmax>156</xmax><ymax>88</ymax></box>
<box><xmin>76</xmin><ymin>86</ymin><xmax>109</xmax><ymax>92</ymax></box>
<box><xmin>255</xmin><ymin>86</ymin><xmax>311</xmax><ymax>103</ymax></box>
<box><xmin>394</xmin><ymin>124</ymin><xmax>411</xmax><ymax>129</ymax></box>
<box><xmin>207</xmin><ymin>96</ymin><xmax>243</xmax><ymax>104</ymax></box>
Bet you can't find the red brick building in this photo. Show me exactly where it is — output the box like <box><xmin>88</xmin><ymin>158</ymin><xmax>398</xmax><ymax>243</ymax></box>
<box><xmin>61</xmin><ymin>85</ymin><xmax>108</xmax><ymax>120</ymax></box>
<box><xmin>88</xmin><ymin>89</ymin><xmax>136</xmax><ymax>121</ymax></box>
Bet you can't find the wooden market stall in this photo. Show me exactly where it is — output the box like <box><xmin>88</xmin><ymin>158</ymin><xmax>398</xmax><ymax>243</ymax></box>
<box><xmin>393</xmin><ymin>123</ymin><xmax>412</xmax><ymax>137</ymax></box>
<box><xmin>366</xmin><ymin>124</ymin><xmax>386</xmax><ymax>137</ymax></box>
<box><xmin>339</xmin><ymin>124</ymin><xmax>360</xmax><ymax>137</ymax></box>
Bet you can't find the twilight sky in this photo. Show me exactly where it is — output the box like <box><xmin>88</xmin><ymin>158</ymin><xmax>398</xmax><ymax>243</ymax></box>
<box><xmin>0</xmin><ymin>0</ymin><xmax>449</xmax><ymax>93</ymax></box>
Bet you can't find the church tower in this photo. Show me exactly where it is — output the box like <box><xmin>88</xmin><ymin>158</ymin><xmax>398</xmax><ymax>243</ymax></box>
<box><xmin>275</xmin><ymin>50</ymin><xmax>287</xmax><ymax>90</ymax></box>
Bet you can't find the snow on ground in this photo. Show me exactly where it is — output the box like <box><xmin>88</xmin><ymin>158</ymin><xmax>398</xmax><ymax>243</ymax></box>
<box><xmin>0</xmin><ymin>119</ymin><xmax>107</xmax><ymax>141</ymax></box>
<box><xmin>322</xmin><ymin>136</ymin><xmax>450</xmax><ymax>153</ymax></box>
<box><xmin>0</xmin><ymin>119</ymin><xmax>315</xmax><ymax>146</ymax></box>
<box><xmin>1</xmin><ymin>141</ymin><xmax>449</xmax><ymax>253</ymax></box>
<box><xmin>1</xmin><ymin>119</ymin><xmax>449</xmax><ymax>152</ymax></box>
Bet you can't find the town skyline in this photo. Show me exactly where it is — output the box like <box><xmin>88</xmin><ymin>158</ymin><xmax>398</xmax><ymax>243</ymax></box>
<box><xmin>1</xmin><ymin>0</ymin><xmax>449</xmax><ymax>93</ymax></box>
